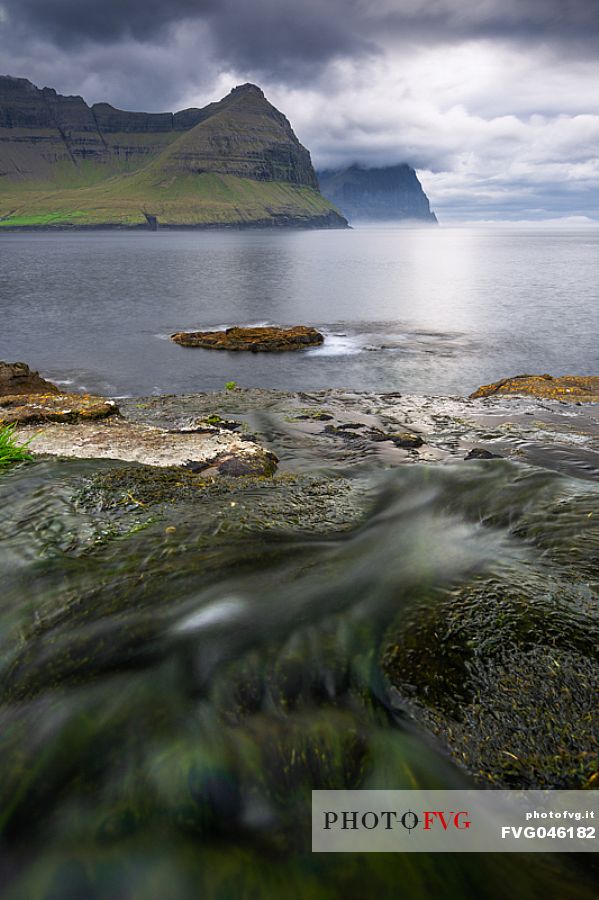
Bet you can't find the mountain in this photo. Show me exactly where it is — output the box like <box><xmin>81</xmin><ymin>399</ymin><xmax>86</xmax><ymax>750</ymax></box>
<box><xmin>0</xmin><ymin>77</ymin><xmax>347</xmax><ymax>229</ymax></box>
<box><xmin>317</xmin><ymin>164</ymin><xmax>437</xmax><ymax>223</ymax></box>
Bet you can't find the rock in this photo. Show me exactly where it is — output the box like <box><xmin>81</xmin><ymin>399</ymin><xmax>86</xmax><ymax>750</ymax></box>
<box><xmin>317</xmin><ymin>163</ymin><xmax>437</xmax><ymax>223</ymax></box>
<box><xmin>292</xmin><ymin>411</ymin><xmax>334</xmax><ymax>421</ymax></box>
<box><xmin>323</xmin><ymin>423</ymin><xmax>424</xmax><ymax>448</ymax></box>
<box><xmin>465</xmin><ymin>448</ymin><xmax>501</xmax><ymax>460</ymax></box>
<box><xmin>186</xmin><ymin>448</ymin><xmax>278</xmax><ymax>477</ymax></box>
<box><xmin>323</xmin><ymin>424</ymin><xmax>365</xmax><ymax>440</ymax></box>
<box><xmin>369</xmin><ymin>430</ymin><xmax>424</xmax><ymax>448</ymax></box>
<box><xmin>382</xmin><ymin>432</ymin><xmax>424</xmax><ymax>449</ymax></box>
<box><xmin>0</xmin><ymin>392</ymin><xmax>117</xmax><ymax>425</ymax></box>
<box><xmin>381</xmin><ymin>573</ymin><xmax>599</xmax><ymax>788</ymax></box>
<box><xmin>470</xmin><ymin>374</ymin><xmax>599</xmax><ymax>403</ymax></box>
<box><xmin>171</xmin><ymin>326</ymin><xmax>324</xmax><ymax>352</ymax></box>
<box><xmin>15</xmin><ymin>418</ymin><xmax>277</xmax><ymax>472</ymax></box>
<box><xmin>0</xmin><ymin>361</ymin><xmax>60</xmax><ymax>397</ymax></box>
<box><xmin>194</xmin><ymin>414</ymin><xmax>243</xmax><ymax>432</ymax></box>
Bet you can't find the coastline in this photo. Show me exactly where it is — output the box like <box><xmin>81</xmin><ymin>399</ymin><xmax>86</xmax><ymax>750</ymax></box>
<box><xmin>0</xmin><ymin>212</ymin><xmax>349</xmax><ymax>233</ymax></box>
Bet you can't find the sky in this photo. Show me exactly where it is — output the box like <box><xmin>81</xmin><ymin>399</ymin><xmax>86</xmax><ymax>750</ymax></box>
<box><xmin>1</xmin><ymin>0</ymin><xmax>598</xmax><ymax>221</ymax></box>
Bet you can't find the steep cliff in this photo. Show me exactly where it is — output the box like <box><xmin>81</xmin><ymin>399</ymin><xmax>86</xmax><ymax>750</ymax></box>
<box><xmin>0</xmin><ymin>76</ymin><xmax>346</xmax><ymax>228</ymax></box>
<box><xmin>155</xmin><ymin>84</ymin><xmax>318</xmax><ymax>187</ymax></box>
<box><xmin>317</xmin><ymin>163</ymin><xmax>437</xmax><ymax>223</ymax></box>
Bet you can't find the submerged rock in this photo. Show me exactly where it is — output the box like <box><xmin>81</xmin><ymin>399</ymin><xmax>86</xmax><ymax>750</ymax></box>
<box><xmin>376</xmin><ymin>431</ymin><xmax>424</xmax><ymax>449</ymax></box>
<box><xmin>465</xmin><ymin>448</ymin><xmax>501</xmax><ymax>460</ymax></box>
<box><xmin>0</xmin><ymin>392</ymin><xmax>116</xmax><ymax>425</ymax></box>
<box><xmin>184</xmin><ymin>448</ymin><xmax>278</xmax><ymax>477</ymax></box>
<box><xmin>471</xmin><ymin>373</ymin><xmax>599</xmax><ymax>403</ymax></box>
<box><xmin>171</xmin><ymin>325</ymin><xmax>324</xmax><ymax>352</ymax></box>
<box><xmin>0</xmin><ymin>361</ymin><xmax>60</xmax><ymax>397</ymax></box>
<box><xmin>323</xmin><ymin>422</ymin><xmax>424</xmax><ymax>449</ymax></box>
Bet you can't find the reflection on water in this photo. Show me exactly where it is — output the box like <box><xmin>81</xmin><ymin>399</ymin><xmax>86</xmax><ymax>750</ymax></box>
<box><xmin>1</xmin><ymin>225</ymin><xmax>598</xmax><ymax>396</ymax></box>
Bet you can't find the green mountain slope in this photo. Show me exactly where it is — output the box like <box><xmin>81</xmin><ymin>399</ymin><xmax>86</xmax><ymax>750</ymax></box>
<box><xmin>0</xmin><ymin>78</ymin><xmax>346</xmax><ymax>229</ymax></box>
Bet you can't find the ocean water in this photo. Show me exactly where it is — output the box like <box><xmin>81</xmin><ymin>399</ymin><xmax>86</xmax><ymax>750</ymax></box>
<box><xmin>1</xmin><ymin>224</ymin><xmax>598</xmax><ymax>396</ymax></box>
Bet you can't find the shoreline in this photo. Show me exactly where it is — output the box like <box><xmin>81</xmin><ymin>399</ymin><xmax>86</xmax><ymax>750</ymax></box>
<box><xmin>0</xmin><ymin>212</ymin><xmax>350</xmax><ymax>233</ymax></box>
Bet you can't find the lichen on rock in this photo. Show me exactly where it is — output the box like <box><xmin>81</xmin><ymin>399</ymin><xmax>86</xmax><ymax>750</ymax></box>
<box><xmin>0</xmin><ymin>392</ymin><xmax>117</xmax><ymax>425</ymax></box>
<box><xmin>471</xmin><ymin>374</ymin><xmax>599</xmax><ymax>403</ymax></box>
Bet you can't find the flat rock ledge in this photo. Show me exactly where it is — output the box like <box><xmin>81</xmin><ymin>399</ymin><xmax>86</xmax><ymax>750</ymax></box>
<box><xmin>16</xmin><ymin>419</ymin><xmax>278</xmax><ymax>475</ymax></box>
<box><xmin>0</xmin><ymin>392</ymin><xmax>117</xmax><ymax>425</ymax></box>
<box><xmin>471</xmin><ymin>374</ymin><xmax>599</xmax><ymax>403</ymax></box>
<box><xmin>171</xmin><ymin>325</ymin><xmax>324</xmax><ymax>352</ymax></box>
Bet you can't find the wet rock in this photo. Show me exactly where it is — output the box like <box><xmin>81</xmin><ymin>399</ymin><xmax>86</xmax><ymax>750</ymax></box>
<box><xmin>0</xmin><ymin>392</ymin><xmax>117</xmax><ymax>425</ymax></box>
<box><xmin>471</xmin><ymin>374</ymin><xmax>599</xmax><ymax>403</ymax></box>
<box><xmin>381</xmin><ymin>431</ymin><xmax>424</xmax><ymax>449</ymax></box>
<box><xmin>16</xmin><ymin>418</ymin><xmax>276</xmax><ymax>472</ymax></box>
<box><xmin>465</xmin><ymin>448</ymin><xmax>501</xmax><ymax>460</ymax></box>
<box><xmin>195</xmin><ymin>414</ymin><xmax>243</xmax><ymax>432</ymax></box>
<box><xmin>171</xmin><ymin>325</ymin><xmax>324</xmax><ymax>352</ymax></box>
<box><xmin>184</xmin><ymin>447</ymin><xmax>278</xmax><ymax>477</ymax></box>
<box><xmin>321</xmin><ymin>422</ymin><xmax>425</xmax><ymax>449</ymax></box>
<box><xmin>0</xmin><ymin>361</ymin><xmax>60</xmax><ymax>397</ymax></box>
<box><xmin>292</xmin><ymin>411</ymin><xmax>334</xmax><ymax>421</ymax></box>
<box><xmin>381</xmin><ymin>574</ymin><xmax>599</xmax><ymax>788</ymax></box>
<box><xmin>323</xmin><ymin>424</ymin><xmax>365</xmax><ymax>441</ymax></box>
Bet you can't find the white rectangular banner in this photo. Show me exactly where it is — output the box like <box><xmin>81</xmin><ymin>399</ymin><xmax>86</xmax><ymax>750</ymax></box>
<box><xmin>312</xmin><ymin>790</ymin><xmax>599</xmax><ymax>852</ymax></box>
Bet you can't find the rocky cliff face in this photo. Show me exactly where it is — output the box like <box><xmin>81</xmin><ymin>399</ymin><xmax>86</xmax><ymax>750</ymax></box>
<box><xmin>317</xmin><ymin>164</ymin><xmax>437</xmax><ymax>223</ymax></box>
<box><xmin>156</xmin><ymin>84</ymin><xmax>318</xmax><ymax>187</ymax></box>
<box><xmin>0</xmin><ymin>76</ymin><xmax>344</xmax><ymax>228</ymax></box>
<box><xmin>0</xmin><ymin>76</ymin><xmax>319</xmax><ymax>187</ymax></box>
<box><xmin>0</xmin><ymin>75</ymin><xmax>204</xmax><ymax>178</ymax></box>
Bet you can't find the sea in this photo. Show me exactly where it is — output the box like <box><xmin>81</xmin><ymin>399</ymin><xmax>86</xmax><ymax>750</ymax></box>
<box><xmin>1</xmin><ymin>223</ymin><xmax>597</xmax><ymax>397</ymax></box>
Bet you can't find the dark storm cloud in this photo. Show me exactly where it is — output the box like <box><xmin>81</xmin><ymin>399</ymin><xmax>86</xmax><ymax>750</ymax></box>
<box><xmin>3</xmin><ymin>0</ymin><xmax>599</xmax><ymax>75</ymax></box>
<box><xmin>1</xmin><ymin>0</ymin><xmax>598</xmax><ymax>219</ymax></box>
<box><xmin>2</xmin><ymin>0</ymin><xmax>218</xmax><ymax>43</ymax></box>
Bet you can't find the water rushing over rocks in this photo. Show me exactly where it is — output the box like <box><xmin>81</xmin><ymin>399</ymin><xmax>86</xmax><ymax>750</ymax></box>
<box><xmin>1</xmin><ymin>387</ymin><xmax>599</xmax><ymax>898</ymax></box>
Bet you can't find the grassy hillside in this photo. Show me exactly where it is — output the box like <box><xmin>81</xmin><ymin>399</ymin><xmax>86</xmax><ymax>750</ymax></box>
<box><xmin>0</xmin><ymin>172</ymin><xmax>337</xmax><ymax>228</ymax></box>
<box><xmin>0</xmin><ymin>79</ymin><xmax>346</xmax><ymax>229</ymax></box>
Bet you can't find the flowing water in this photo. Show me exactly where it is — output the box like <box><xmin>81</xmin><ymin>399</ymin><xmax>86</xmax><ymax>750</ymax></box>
<box><xmin>1</xmin><ymin>227</ymin><xmax>599</xmax><ymax>898</ymax></box>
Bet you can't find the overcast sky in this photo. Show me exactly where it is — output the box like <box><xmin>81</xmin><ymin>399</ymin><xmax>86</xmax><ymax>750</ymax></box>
<box><xmin>1</xmin><ymin>0</ymin><xmax>598</xmax><ymax>221</ymax></box>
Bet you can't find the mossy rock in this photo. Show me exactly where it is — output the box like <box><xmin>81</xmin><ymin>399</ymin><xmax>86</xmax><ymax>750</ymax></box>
<box><xmin>381</xmin><ymin>575</ymin><xmax>599</xmax><ymax>787</ymax></box>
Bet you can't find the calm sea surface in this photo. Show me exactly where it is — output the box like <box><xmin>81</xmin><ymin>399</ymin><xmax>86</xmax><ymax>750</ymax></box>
<box><xmin>1</xmin><ymin>225</ymin><xmax>597</xmax><ymax>396</ymax></box>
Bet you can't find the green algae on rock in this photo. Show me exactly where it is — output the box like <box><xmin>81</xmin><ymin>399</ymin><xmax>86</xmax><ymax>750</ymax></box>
<box><xmin>171</xmin><ymin>325</ymin><xmax>324</xmax><ymax>352</ymax></box>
